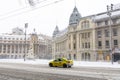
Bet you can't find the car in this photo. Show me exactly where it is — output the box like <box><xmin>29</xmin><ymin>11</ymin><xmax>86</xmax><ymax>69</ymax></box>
<box><xmin>49</xmin><ymin>58</ymin><xmax>73</xmax><ymax>68</ymax></box>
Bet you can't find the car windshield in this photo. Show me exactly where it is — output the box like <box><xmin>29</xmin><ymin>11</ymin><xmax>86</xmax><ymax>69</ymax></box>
<box><xmin>62</xmin><ymin>58</ymin><xmax>68</xmax><ymax>61</ymax></box>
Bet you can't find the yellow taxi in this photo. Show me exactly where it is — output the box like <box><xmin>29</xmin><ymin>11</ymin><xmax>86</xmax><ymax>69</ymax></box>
<box><xmin>49</xmin><ymin>58</ymin><xmax>73</xmax><ymax>68</ymax></box>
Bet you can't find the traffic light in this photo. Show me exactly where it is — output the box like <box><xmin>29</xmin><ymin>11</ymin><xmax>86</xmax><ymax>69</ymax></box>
<box><xmin>111</xmin><ymin>4</ymin><xmax>113</xmax><ymax>10</ymax></box>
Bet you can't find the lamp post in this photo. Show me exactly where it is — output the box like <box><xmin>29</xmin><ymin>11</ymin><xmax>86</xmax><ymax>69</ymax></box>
<box><xmin>107</xmin><ymin>4</ymin><xmax>113</xmax><ymax>64</ymax></box>
<box><xmin>24</xmin><ymin>23</ymin><xmax>28</xmax><ymax>61</ymax></box>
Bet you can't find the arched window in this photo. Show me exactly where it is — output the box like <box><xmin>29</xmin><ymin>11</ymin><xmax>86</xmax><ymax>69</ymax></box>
<box><xmin>82</xmin><ymin>53</ymin><xmax>84</xmax><ymax>60</ymax></box>
<box><xmin>69</xmin><ymin>54</ymin><xmax>71</xmax><ymax>59</ymax></box>
<box><xmin>88</xmin><ymin>53</ymin><xmax>90</xmax><ymax>60</ymax></box>
<box><xmin>86</xmin><ymin>21</ymin><xmax>89</xmax><ymax>28</ymax></box>
<box><xmin>85</xmin><ymin>53</ymin><xmax>87</xmax><ymax>61</ymax></box>
<box><xmin>59</xmin><ymin>55</ymin><xmax>61</xmax><ymax>58</ymax></box>
<box><xmin>81</xmin><ymin>20</ymin><xmax>90</xmax><ymax>29</ymax></box>
<box><xmin>74</xmin><ymin>54</ymin><xmax>76</xmax><ymax>60</ymax></box>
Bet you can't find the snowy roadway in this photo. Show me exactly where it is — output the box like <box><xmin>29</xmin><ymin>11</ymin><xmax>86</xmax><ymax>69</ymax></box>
<box><xmin>0</xmin><ymin>63</ymin><xmax>106</xmax><ymax>80</ymax></box>
<box><xmin>0</xmin><ymin>59</ymin><xmax>120</xmax><ymax>80</ymax></box>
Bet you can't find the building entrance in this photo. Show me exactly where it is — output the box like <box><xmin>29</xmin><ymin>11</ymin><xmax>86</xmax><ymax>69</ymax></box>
<box><xmin>113</xmin><ymin>53</ymin><xmax>120</xmax><ymax>62</ymax></box>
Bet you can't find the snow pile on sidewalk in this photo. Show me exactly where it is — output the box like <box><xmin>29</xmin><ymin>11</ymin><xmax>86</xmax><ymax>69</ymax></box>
<box><xmin>0</xmin><ymin>59</ymin><xmax>50</xmax><ymax>65</ymax></box>
<box><xmin>74</xmin><ymin>61</ymin><xmax>120</xmax><ymax>68</ymax></box>
<box><xmin>0</xmin><ymin>59</ymin><xmax>120</xmax><ymax>68</ymax></box>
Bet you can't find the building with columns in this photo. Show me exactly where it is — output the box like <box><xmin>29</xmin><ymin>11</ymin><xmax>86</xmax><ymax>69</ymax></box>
<box><xmin>0</xmin><ymin>27</ymin><xmax>52</xmax><ymax>59</ymax></box>
<box><xmin>52</xmin><ymin>5</ymin><xmax>120</xmax><ymax>61</ymax></box>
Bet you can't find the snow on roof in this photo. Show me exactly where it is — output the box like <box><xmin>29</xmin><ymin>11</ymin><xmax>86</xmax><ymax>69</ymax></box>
<box><xmin>0</xmin><ymin>33</ymin><xmax>47</xmax><ymax>41</ymax></box>
<box><xmin>55</xmin><ymin>28</ymin><xmax>68</xmax><ymax>37</ymax></box>
<box><xmin>38</xmin><ymin>36</ymin><xmax>44</xmax><ymax>40</ymax></box>
<box><xmin>94</xmin><ymin>9</ymin><xmax>120</xmax><ymax>21</ymax></box>
<box><xmin>0</xmin><ymin>34</ymin><xmax>30</xmax><ymax>40</ymax></box>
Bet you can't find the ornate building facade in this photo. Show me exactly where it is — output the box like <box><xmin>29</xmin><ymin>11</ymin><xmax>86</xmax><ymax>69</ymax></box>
<box><xmin>52</xmin><ymin>5</ymin><xmax>120</xmax><ymax>61</ymax></box>
<box><xmin>0</xmin><ymin>27</ymin><xmax>52</xmax><ymax>59</ymax></box>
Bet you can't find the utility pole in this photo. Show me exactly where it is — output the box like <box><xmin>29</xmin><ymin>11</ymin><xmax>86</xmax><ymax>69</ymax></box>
<box><xmin>24</xmin><ymin>23</ymin><xmax>28</xmax><ymax>61</ymax></box>
<box><xmin>107</xmin><ymin>4</ymin><xmax>113</xmax><ymax>64</ymax></box>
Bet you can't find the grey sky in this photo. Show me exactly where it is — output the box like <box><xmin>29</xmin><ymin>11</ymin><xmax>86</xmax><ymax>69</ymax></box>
<box><xmin>0</xmin><ymin>0</ymin><xmax>120</xmax><ymax>36</ymax></box>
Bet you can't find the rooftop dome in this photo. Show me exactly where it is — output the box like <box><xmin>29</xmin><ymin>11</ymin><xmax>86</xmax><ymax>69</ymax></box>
<box><xmin>69</xmin><ymin>6</ymin><xmax>81</xmax><ymax>26</ymax></box>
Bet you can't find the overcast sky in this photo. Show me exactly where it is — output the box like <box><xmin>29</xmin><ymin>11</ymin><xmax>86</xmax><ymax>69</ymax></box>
<box><xmin>0</xmin><ymin>0</ymin><xmax>120</xmax><ymax>36</ymax></box>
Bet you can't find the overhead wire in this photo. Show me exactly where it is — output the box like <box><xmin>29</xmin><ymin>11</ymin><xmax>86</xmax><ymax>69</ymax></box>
<box><xmin>0</xmin><ymin>0</ymin><xmax>64</xmax><ymax>21</ymax></box>
<box><xmin>0</xmin><ymin>6</ymin><xmax>27</xmax><ymax>18</ymax></box>
<box><xmin>38</xmin><ymin>0</ymin><xmax>48</xmax><ymax>3</ymax></box>
<box><xmin>0</xmin><ymin>0</ymin><xmax>49</xmax><ymax>19</ymax></box>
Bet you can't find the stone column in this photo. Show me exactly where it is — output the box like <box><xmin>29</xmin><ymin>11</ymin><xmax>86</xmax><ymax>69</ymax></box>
<box><xmin>1</xmin><ymin>44</ymin><xmax>3</xmax><ymax>53</ymax></box>
<box><xmin>71</xmin><ymin>34</ymin><xmax>73</xmax><ymax>50</ymax></box>
<box><xmin>76</xmin><ymin>32</ymin><xmax>79</xmax><ymax>60</ymax></box>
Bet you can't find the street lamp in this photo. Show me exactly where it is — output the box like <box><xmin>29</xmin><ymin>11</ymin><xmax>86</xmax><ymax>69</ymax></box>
<box><xmin>107</xmin><ymin>4</ymin><xmax>113</xmax><ymax>64</ymax></box>
<box><xmin>24</xmin><ymin>23</ymin><xmax>28</xmax><ymax>61</ymax></box>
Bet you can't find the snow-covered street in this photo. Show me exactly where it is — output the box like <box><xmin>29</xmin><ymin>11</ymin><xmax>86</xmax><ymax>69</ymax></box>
<box><xmin>0</xmin><ymin>59</ymin><xmax>120</xmax><ymax>80</ymax></box>
<box><xmin>0</xmin><ymin>59</ymin><xmax>120</xmax><ymax>68</ymax></box>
